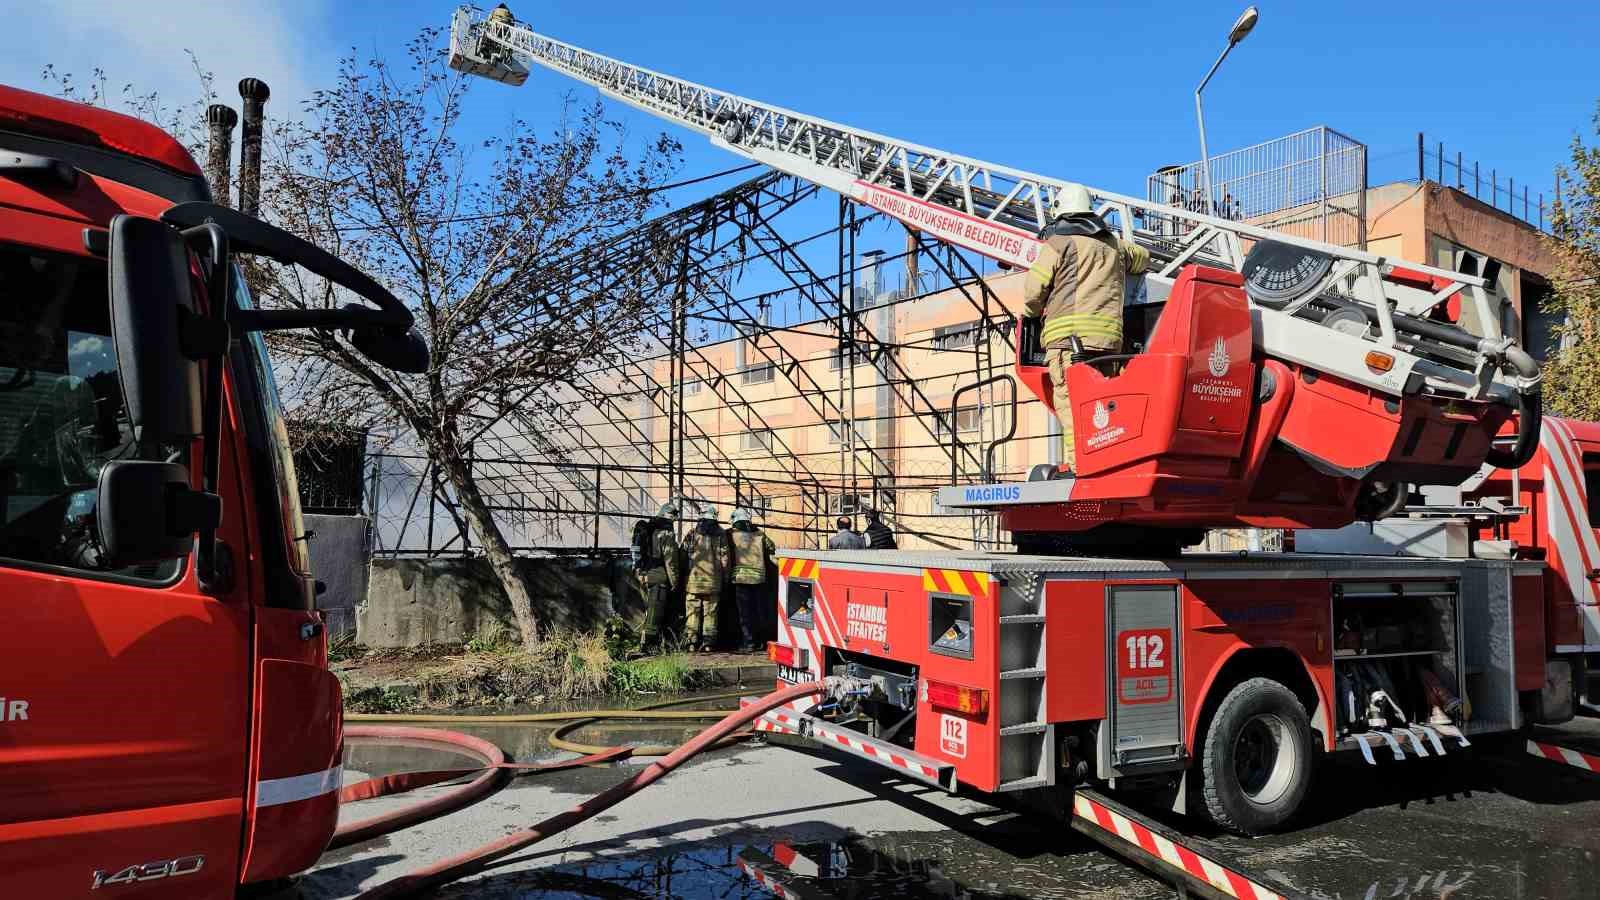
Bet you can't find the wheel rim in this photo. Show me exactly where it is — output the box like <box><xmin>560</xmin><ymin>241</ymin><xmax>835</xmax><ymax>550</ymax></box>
<box><xmin>1233</xmin><ymin>712</ymin><xmax>1297</xmax><ymax>806</ymax></box>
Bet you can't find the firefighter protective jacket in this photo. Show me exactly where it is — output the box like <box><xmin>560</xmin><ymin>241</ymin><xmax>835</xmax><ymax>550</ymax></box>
<box><xmin>682</xmin><ymin>523</ymin><xmax>731</xmax><ymax>593</ymax></box>
<box><xmin>729</xmin><ymin>527</ymin><xmax>776</xmax><ymax>585</ymax></box>
<box><xmin>639</xmin><ymin>525</ymin><xmax>680</xmax><ymax>588</ymax></box>
<box><xmin>1022</xmin><ymin>214</ymin><xmax>1148</xmax><ymax>352</ymax></box>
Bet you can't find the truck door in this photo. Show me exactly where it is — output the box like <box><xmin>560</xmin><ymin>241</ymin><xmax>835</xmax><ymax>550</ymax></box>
<box><xmin>1542</xmin><ymin>420</ymin><xmax>1600</xmax><ymax>651</ymax></box>
<box><xmin>0</xmin><ymin>244</ymin><xmax>250</xmax><ymax>897</ymax></box>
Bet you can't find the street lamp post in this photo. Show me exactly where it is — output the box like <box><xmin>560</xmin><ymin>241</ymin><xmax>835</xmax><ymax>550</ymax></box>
<box><xmin>1194</xmin><ymin>6</ymin><xmax>1259</xmax><ymax>216</ymax></box>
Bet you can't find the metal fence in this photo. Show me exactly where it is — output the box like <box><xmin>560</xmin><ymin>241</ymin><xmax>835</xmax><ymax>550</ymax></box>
<box><xmin>1147</xmin><ymin>126</ymin><xmax>1367</xmax><ymax>248</ymax></box>
<box><xmin>1416</xmin><ymin>133</ymin><xmax>1555</xmax><ymax>232</ymax></box>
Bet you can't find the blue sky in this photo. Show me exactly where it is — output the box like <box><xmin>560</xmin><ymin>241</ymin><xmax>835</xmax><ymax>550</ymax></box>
<box><xmin>2</xmin><ymin>1</ymin><xmax>1595</xmax><ymax>212</ymax></box>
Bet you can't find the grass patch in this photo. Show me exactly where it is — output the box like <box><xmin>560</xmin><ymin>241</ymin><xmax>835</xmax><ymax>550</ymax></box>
<box><xmin>340</xmin><ymin>628</ymin><xmax>715</xmax><ymax>713</ymax></box>
<box><xmin>610</xmin><ymin>653</ymin><xmax>699</xmax><ymax>694</ymax></box>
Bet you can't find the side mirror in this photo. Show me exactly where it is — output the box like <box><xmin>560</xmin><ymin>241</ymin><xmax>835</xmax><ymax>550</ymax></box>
<box><xmin>349</xmin><ymin>322</ymin><xmax>430</xmax><ymax>374</ymax></box>
<box><xmin>97</xmin><ymin>461</ymin><xmax>223</xmax><ymax>565</ymax></box>
<box><xmin>107</xmin><ymin>214</ymin><xmax>202</xmax><ymax>441</ymax></box>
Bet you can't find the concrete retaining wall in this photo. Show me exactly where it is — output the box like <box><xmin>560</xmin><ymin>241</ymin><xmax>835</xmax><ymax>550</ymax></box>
<box><xmin>305</xmin><ymin>513</ymin><xmax>371</xmax><ymax>640</ymax></box>
<box><xmin>357</xmin><ymin>552</ymin><xmax>645</xmax><ymax>648</ymax></box>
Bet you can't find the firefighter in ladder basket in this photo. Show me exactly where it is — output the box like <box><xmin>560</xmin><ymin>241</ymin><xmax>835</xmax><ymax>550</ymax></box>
<box><xmin>1022</xmin><ymin>182</ymin><xmax>1149</xmax><ymax>474</ymax></box>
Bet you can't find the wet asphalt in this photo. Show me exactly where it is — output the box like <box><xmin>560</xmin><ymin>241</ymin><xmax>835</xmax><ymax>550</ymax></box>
<box><xmin>299</xmin><ymin>710</ymin><xmax>1600</xmax><ymax>900</ymax></box>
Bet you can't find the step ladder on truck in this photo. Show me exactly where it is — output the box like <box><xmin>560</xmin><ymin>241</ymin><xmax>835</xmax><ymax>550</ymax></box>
<box><xmin>442</xmin><ymin>0</ymin><xmax>1594</xmax><ymax>863</ymax></box>
<box><xmin>447</xmin><ymin>5</ymin><xmax>1543</xmax><ymax>556</ymax></box>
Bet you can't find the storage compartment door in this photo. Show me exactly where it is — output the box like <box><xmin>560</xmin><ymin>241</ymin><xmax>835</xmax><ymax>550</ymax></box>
<box><xmin>1107</xmin><ymin>585</ymin><xmax>1183</xmax><ymax>770</ymax></box>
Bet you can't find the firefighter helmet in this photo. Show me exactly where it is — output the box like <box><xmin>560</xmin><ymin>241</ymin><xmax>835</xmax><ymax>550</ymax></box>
<box><xmin>1050</xmin><ymin>182</ymin><xmax>1094</xmax><ymax>219</ymax></box>
<box><xmin>730</xmin><ymin>507</ymin><xmax>753</xmax><ymax>525</ymax></box>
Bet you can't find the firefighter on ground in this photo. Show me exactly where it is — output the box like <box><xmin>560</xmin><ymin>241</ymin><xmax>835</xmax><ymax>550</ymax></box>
<box><xmin>1022</xmin><ymin>182</ymin><xmax>1149</xmax><ymax>473</ymax></box>
<box><xmin>631</xmin><ymin>501</ymin><xmax>681</xmax><ymax>655</ymax></box>
<box><xmin>681</xmin><ymin>505</ymin><xmax>731</xmax><ymax>652</ymax></box>
<box><xmin>728</xmin><ymin>508</ymin><xmax>776</xmax><ymax>651</ymax></box>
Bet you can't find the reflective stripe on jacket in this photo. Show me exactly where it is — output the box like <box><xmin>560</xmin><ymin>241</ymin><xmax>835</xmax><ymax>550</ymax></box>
<box><xmin>1022</xmin><ymin>215</ymin><xmax>1147</xmax><ymax>352</ymax></box>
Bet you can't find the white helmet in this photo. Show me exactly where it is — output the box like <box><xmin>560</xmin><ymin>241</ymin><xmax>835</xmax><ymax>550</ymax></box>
<box><xmin>697</xmin><ymin>504</ymin><xmax>716</xmax><ymax>521</ymax></box>
<box><xmin>1050</xmin><ymin>183</ymin><xmax>1094</xmax><ymax>219</ymax></box>
<box><xmin>730</xmin><ymin>508</ymin><xmax>753</xmax><ymax>525</ymax></box>
<box><xmin>657</xmin><ymin>501</ymin><xmax>679</xmax><ymax>518</ymax></box>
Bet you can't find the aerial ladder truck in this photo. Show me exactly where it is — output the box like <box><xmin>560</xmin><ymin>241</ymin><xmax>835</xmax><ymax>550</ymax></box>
<box><xmin>447</xmin><ymin>8</ymin><xmax>1588</xmax><ymax>838</ymax></box>
<box><xmin>447</xmin><ymin>6</ymin><xmax>1543</xmax><ymax>556</ymax></box>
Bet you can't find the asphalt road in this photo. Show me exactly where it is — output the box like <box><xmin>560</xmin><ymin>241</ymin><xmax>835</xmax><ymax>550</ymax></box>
<box><xmin>299</xmin><ymin>716</ymin><xmax>1600</xmax><ymax>899</ymax></box>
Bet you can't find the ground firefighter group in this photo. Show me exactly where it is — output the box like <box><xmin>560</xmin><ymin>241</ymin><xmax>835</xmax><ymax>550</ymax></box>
<box><xmin>630</xmin><ymin>502</ymin><xmax>898</xmax><ymax>654</ymax></box>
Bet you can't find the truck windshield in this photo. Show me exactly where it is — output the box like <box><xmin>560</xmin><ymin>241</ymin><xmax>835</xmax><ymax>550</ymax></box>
<box><xmin>0</xmin><ymin>244</ymin><xmax>182</xmax><ymax>581</ymax></box>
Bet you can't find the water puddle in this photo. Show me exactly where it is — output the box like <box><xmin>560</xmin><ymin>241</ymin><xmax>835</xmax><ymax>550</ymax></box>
<box><xmin>434</xmin><ymin>835</ymin><xmax>1087</xmax><ymax>899</ymax></box>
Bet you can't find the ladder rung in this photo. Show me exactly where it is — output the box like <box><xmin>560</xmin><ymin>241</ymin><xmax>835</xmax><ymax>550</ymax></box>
<box><xmin>999</xmin><ymin>667</ymin><xmax>1045</xmax><ymax>680</ymax></box>
<box><xmin>1000</xmin><ymin>614</ymin><xmax>1045</xmax><ymax>624</ymax></box>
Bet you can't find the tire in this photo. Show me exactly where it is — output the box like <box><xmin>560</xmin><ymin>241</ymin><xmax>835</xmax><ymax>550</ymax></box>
<box><xmin>1200</xmin><ymin>677</ymin><xmax>1313</xmax><ymax>835</ymax></box>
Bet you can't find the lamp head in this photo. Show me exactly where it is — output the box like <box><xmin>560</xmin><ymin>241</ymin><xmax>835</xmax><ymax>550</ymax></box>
<box><xmin>1228</xmin><ymin>6</ymin><xmax>1259</xmax><ymax>44</ymax></box>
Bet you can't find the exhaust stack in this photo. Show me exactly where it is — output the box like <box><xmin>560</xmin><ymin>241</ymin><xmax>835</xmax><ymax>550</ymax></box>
<box><xmin>204</xmin><ymin>104</ymin><xmax>238</xmax><ymax>207</ymax></box>
<box><xmin>237</xmin><ymin>78</ymin><xmax>270</xmax><ymax>218</ymax></box>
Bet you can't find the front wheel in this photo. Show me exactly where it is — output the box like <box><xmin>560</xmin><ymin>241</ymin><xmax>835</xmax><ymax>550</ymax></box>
<box><xmin>1200</xmin><ymin>677</ymin><xmax>1314</xmax><ymax>835</ymax></box>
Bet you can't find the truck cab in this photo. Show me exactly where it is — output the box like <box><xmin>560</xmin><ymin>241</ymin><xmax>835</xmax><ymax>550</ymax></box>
<box><xmin>0</xmin><ymin>86</ymin><xmax>419</xmax><ymax>896</ymax></box>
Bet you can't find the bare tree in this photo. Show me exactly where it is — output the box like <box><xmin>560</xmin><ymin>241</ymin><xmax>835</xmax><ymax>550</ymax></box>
<box><xmin>250</xmin><ymin>29</ymin><xmax>681</xmax><ymax>649</ymax></box>
<box><xmin>1544</xmin><ymin>100</ymin><xmax>1600</xmax><ymax>421</ymax></box>
<box><xmin>40</xmin><ymin>53</ymin><xmax>218</xmax><ymax>151</ymax></box>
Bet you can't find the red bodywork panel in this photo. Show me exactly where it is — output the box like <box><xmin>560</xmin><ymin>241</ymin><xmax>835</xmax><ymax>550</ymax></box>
<box><xmin>1181</xmin><ymin>580</ymin><xmax>1332</xmax><ymax>752</ymax></box>
<box><xmin>770</xmin><ymin>557</ymin><xmax>1490</xmax><ymax>796</ymax></box>
<box><xmin>1474</xmin><ymin>417</ymin><xmax>1600</xmax><ymax>655</ymax></box>
<box><xmin>1007</xmin><ymin>265</ymin><xmax>1513</xmax><ymax>534</ymax></box>
<box><xmin>0</xmin><ymin>84</ymin><xmax>204</xmax><ymax>176</ymax></box>
<box><xmin>0</xmin><ymin>84</ymin><xmax>340</xmax><ymax>894</ymax></box>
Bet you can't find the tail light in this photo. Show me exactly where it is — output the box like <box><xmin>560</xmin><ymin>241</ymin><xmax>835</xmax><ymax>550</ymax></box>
<box><xmin>767</xmin><ymin>642</ymin><xmax>794</xmax><ymax>667</ymax></box>
<box><xmin>767</xmin><ymin>642</ymin><xmax>809</xmax><ymax>669</ymax></box>
<box><xmin>924</xmin><ymin>678</ymin><xmax>989</xmax><ymax>717</ymax></box>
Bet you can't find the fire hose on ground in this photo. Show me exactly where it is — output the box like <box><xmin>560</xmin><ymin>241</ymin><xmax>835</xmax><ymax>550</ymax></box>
<box><xmin>334</xmin><ymin>680</ymin><xmax>831</xmax><ymax>899</ymax></box>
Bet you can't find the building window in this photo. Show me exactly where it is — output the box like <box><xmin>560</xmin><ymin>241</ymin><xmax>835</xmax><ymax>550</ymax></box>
<box><xmin>936</xmin><ymin>406</ymin><xmax>982</xmax><ymax>438</ymax></box>
<box><xmin>743</xmin><ymin>490</ymin><xmax>772</xmax><ymax>514</ymax></box>
<box><xmin>682</xmin><ymin>378</ymin><xmax>702</xmax><ymax>396</ymax></box>
<box><xmin>689</xmin><ymin>435</ymin><xmax>712</xmax><ymax>459</ymax></box>
<box><xmin>741</xmin><ymin>429</ymin><xmax>774</xmax><ymax>452</ymax></box>
<box><xmin>829</xmin><ymin>493</ymin><xmax>870</xmax><ymax>515</ymax></box>
<box><xmin>742</xmin><ymin>363</ymin><xmax>775</xmax><ymax>385</ymax></box>
<box><xmin>827</xmin><ymin>347</ymin><xmax>871</xmax><ymax>371</ymax></box>
<box><xmin>932</xmin><ymin>321</ymin><xmax>981</xmax><ymax>351</ymax></box>
<box><xmin>826</xmin><ymin>419</ymin><xmax>870</xmax><ymax>446</ymax></box>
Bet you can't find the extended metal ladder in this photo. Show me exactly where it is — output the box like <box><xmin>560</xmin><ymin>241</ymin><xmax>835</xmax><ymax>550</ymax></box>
<box><xmin>447</xmin><ymin>6</ymin><xmax>1538</xmax><ymax>412</ymax></box>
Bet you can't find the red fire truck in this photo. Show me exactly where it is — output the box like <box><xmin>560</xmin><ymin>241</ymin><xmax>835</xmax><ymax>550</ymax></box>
<box><xmin>440</xmin><ymin>6</ymin><xmax>1583</xmax><ymax>837</ymax></box>
<box><xmin>758</xmin><ymin>423</ymin><xmax>1589</xmax><ymax>834</ymax></box>
<box><xmin>0</xmin><ymin>86</ymin><xmax>424</xmax><ymax>894</ymax></box>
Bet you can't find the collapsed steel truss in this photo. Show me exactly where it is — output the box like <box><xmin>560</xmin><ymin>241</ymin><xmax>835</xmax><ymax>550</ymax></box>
<box><xmin>369</xmin><ymin>169</ymin><xmax>1029</xmax><ymax>555</ymax></box>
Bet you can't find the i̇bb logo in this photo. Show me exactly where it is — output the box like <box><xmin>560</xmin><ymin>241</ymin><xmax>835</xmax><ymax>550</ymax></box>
<box><xmin>1116</xmin><ymin>628</ymin><xmax>1173</xmax><ymax>705</ymax></box>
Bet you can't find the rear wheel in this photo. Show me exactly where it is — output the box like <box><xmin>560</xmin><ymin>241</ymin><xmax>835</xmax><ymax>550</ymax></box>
<box><xmin>1200</xmin><ymin>677</ymin><xmax>1313</xmax><ymax>835</ymax></box>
